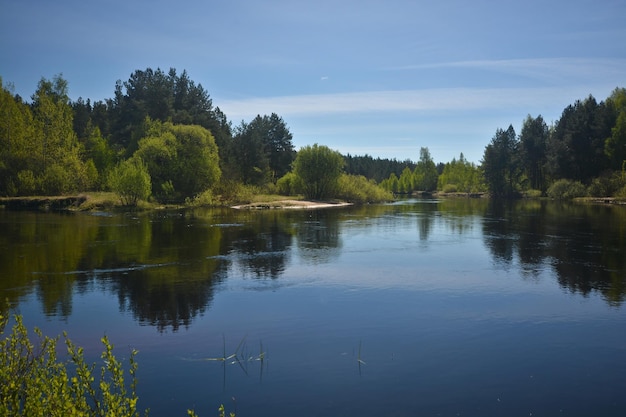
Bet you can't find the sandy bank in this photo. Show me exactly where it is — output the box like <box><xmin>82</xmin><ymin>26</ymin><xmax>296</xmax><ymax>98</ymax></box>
<box><xmin>231</xmin><ymin>199</ymin><xmax>352</xmax><ymax>210</ymax></box>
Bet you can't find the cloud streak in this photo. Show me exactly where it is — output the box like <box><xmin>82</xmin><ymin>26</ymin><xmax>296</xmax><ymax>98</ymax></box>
<box><xmin>218</xmin><ymin>84</ymin><xmax>613</xmax><ymax>120</ymax></box>
<box><xmin>382</xmin><ymin>58</ymin><xmax>626</xmax><ymax>83</ymax></box>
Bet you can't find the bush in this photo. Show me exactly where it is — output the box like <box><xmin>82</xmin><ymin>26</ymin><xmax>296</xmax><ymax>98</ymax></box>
<box><xmin>0</xmin><ymin>310</ymin><xmax>147</xmax><ymax>417</ymax></box>
<box><xmin>587</xmin><ymin>173</ymin><xmax>625</xmax><ymax>197</ymax></box>
<box><xmin>547</xmin><ymin>179</ymin><xmax>587</xmax><ymax>199</ymax></box>
<box><xmin>108</xmin><ymin>158</ymin><xmax>152</xmax><ymax>206</ymax></box>
<box><xmin>523</xmin><ymin>189</ymin><xmax>543</xmax><ymax>198</ymax></box>
<box><xmin>16</xmin><ymin>170</ymin><xmax>37</xmax><ymax>196</ymax></box>
<box><xmin>276</xmin><ymin>172</ymin><xmax>300</xmax><ymax>196</ymax></box>
<box><xmin>214</xmin><ymin>181</ymin><xmax>257</xmax><ymax>206</ymax></box>
<box><xmin>41</xmin><ymin>164</ymin><xmax>70</xmax><ymax>195</ymax></box>
<box><xmin>442</xmin><ymin>183</ymin><xmax>458</xmax><ymax>193</ymax></box>
<box><xmin>187</xmin><ymin>189</ymin><xmax>218</xmax><ymax>207</ymax></box>
<box><xmin>336</xmin><ymin>174</ymin><xmax>393</xmax><ymax>203</ymax></box>
<box><xmin>1</xmin><ymin>309</ymin><xmax>230</xmax><ymax>417</ymax></box>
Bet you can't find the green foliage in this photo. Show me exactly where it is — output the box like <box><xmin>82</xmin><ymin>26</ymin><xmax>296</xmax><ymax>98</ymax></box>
<box><xmin>523</xmin><ymin>189</ymin><xmax>543</xmax><ymax>198</ymax></box>
<box><xmin>186</xmin><ymin>189</ymin><xmax>218</xmax><ymax>207</ymax></box>
<box><xmin>547</xmin><ymin>95</ymin><xmax>613</xmax><ymax>182</ymax></box>
<box><xmin>335</xmin><ymin>174</ymin><xmax>393</xmax><ymax>203</ymax></box>
<box><xmin>546</xmin><ymin>179</ymin><xmax>587</xmax><ymax>199</ymax></box>
<box><xmin>108</xmin><ymin>158</ymin><xmax>152</xmax><ymax>206</ymax></box>
<box><xmin>276</xmin><ymin>172</ymin><xmax>299</xmax><ymax>196</ymax></box>
<box><xmin>84</xmin><ymin>126</ymin><xmax>117</xmax><ymax>187</ymax></box>
<box><xmin>292</xmin><ymin>144</ymin><xmax>344</xmax><ymax>200</ymax></box>
<box><xmin>213</xmin><ymin>181</ymin><xmax>258</xmax><ymax>206</ymax></box>
<box><xmin>413</xmin><ymin>147</ymin><xmax>439</xmax><ymax>191</ymax></box>
<box><xmin>587</xmin><ymin>172</ymin><xmax>625</xmax><ymax>197</ymax></box>
<box><xmin>1</xmin><ymin>75</ymin><xmax>95</xmax><ymax>196</ymax></box>
<box><xmin>482</xmin><ymin>125</ymin><xmax>522</xmax><ymax>197</ymax></box>
<box><xmin>232</xmin><ymin>114</ymin><xmax>295</xmax><ymax>184</ymax></box>
<box><xmin>437</xmin><ymin>153</ymin><xmax>485</xmax><ymax>193</ymax></box>
<box><xmin>0</xmin><ymin>310</ymin><xmax>148</xmax><ymax>417</ymax></box>
<box><xmin>604</xmin><ymin>87</ymin><xmax>626</xmax><ymax>170</ymax></box>
<box><xmin>344</xmin><ymin>154</ymin><xmax>416</xmax><ymax>183</ymax></box>
<box><xmin>16</xmin><ymin>170</ymin><xmax>37</xmax><ymax>196</ymax></box>
<box><xmin>519</xmin><ymin>115</ymin><xmax>548</xmax><ymax>192</ymax></box>
<box><xmin>134</xmin><ymin>120</ymin><xmax>221</xmax><ymax>202</ymax></box>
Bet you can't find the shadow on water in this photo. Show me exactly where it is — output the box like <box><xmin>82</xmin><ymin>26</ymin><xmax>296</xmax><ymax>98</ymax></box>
<box><xmin>1</xmin><ymin>199</ymin><xmax>626</xmax><ymax>330</ymax></box>
<box><xmin>482</xmin><ymin>199</ymin><xmax>626</xmax><ymax>305</ymax></box>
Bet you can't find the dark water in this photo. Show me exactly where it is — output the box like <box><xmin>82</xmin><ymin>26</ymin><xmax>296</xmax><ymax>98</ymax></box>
<box><xmin>1</xmin><ymin>199</ymin><xmax>625</xmax><ymax>417</ymax></box>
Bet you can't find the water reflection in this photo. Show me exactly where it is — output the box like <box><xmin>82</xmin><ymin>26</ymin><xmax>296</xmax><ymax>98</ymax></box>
<box><xmin>482</xmin><ymin>200</ymin><xmax>626</xmax><ymax>305</ymax></box>
<box><xmin>1</xmin><ymin>199</ymin><xmax>626</xmax><ymax>331</ymax></box>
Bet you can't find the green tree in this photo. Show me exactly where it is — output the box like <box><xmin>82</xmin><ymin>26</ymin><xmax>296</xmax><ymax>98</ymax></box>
<box><xmin>230</xmin><ymin>114</ymin><xmax>295</xmax><ymax>185</ymax></box>
<box><xmin>437</xmin><ymin>153</ymin><xmax>484</xmax><ymax>193</ymax></box>
<box><xmin>230</xmin><ymin>120</ymin><xmax>271</xmax><ymax>185</ymax></box>
<box><xmin>519</xmin><ymin>115</ymin><xmax>549</xmax><ymax>192</ymax></box>
<box><xmin>547</xmin><ymin>95</ymin><xmax>613</xmax><ymax>182</ymax></box>
<box><xmin>30</xmin><ymin>75</ymin><xmax>93</xmax><ymax>194</ymax></box>
<box><xmin>292</xmin><ymin>144</ymin><xmax>344</xmax><ymax>200</ymax></box>
<box><xmin>134</xmin><ymin>120</ymin><xmax>220</xmax><ymax>201</ymax></box>
<box><xmin>0</xmin><ymin>81</ymin><xmax>37</xmax><ymax>195</ymax></box>
<box><xmin>84</xmin><ymin>126</ymin><xmax>117</xmax><ymax>188</ymax></box>
<box><xmin>108</xmin><ymin>157</ymin><xmax>152</xmax><ymax>206</ymax></box>
<box><xmin>605</xmin><ymin>87</ymin><xmax>626</xmax><ymax>171</ymax></box>
<box><xmin>481</xmin><ymin>126</ymin><xmax>521</xmax><ymax>197</ymax></box>
<box><xmin>413</xmin><ymin>147</ymin><xmax>438</xmax><ymax>191</ymax></box>
<box><xmin>107</xmin><ymin>68</ymin><xmax>231</xmax><ymax>155</ymax></box>
<box><xmin>398</xmin><ymin>166</ymin><xmax>414</xmax><ymax>193</ymax></box>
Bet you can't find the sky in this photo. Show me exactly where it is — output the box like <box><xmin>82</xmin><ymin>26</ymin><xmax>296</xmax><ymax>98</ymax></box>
<box><xmin>1</xmin><ymin>0</ymin><xmax>625</xmax><ymax>164</ymax></box>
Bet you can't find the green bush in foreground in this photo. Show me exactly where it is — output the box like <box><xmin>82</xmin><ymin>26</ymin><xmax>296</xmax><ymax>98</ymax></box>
<box><xmin>0</xmin><ymin>309</ymin><xmax>229</xmax><ymax>417</ymax></box>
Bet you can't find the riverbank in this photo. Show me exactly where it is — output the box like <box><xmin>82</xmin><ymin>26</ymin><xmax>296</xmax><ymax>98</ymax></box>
<box><xmin>0</xmin><ymin>194</ymin><xmax>352</xmax><ymax>212</ymax></box>
<box><xmin>0</xmin><ymin>195</ymin><xmax>88</xmax><ymax>211</ymax></box>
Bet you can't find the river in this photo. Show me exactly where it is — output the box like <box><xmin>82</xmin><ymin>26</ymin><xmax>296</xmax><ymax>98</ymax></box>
<box><xmin>1</xmin><ymin>198</ymin><xmax>625</xmax><ymax>416</ymax></box>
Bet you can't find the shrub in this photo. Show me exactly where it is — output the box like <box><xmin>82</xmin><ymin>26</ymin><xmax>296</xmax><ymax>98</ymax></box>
<box><xmin>442</xmin><ymin>183</ymin><xmax>458</xmax><ymax>193</ymax></box>
<box><xmin>276</xmin><ymin>172</ymin><xmax>300</xmax><ymax>196</ymax></box>
<box><xmin>16</xmin><ymin>170</ymin><xmax>37</xmax><ymax>196</ymax></box>
<box><xmin>108</xmin><ymin>158</ymin><xmax>152</xmax><ymax>206</ymax></box>
<box><xmin>0</xmin><ymin>309</ymin><xmax>230</xmax><ymax>417</ymax></box>
<box><xmin>587</xmin><ymin>173</ymin><xmax>625</xmax><ymax>197</ymax></box>
<box><xmin>336</xmin><ymin>174</ymin><xmax>392</xmax><ymax>203</ymax></box>
<box><xmin>214</xmin><ymin>181</ymin><xmax>257</xmax><ymax>206</ymax></box>
<box><xmin>523</xmin><ymin>189</ymin><xmax>543</xmax><ymax>198</ymax></box>
<box><xmin>41</xmin><ymin>164</ymin><xmax>70</xmax><ymax>195</ymax></box>
<box><xmin>547</xmin><ymin>179</ymin><xmax>587</xmax><ymax>199</ymax></box>
<box><xmin>187</xmin><ymin>189</ymin><xmax>218</xmax><ymax>207</ymax></box>
<box><xmin>0</xmin><ymin>310</ymin><xmax>147</xmax><ymax>417</ymax></box>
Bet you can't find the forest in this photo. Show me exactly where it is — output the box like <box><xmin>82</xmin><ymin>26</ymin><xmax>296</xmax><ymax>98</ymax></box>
<box><xmin>1</xmin><ymin>67</ymin><xmax>625</xmax><ymax>204</ymax></box>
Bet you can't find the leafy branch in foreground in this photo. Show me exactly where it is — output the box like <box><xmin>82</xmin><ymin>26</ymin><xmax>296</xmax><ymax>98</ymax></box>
<box><xmin>0</xmin><ymin>308</ymin><xmax>230</xmax><ymax>416</ymax></box>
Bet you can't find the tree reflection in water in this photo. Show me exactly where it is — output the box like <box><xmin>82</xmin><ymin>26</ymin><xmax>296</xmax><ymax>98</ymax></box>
<box><xmin>1</xmin><ymin>199</ymin><xmax>625</xmax><ymax>333</ymax></box>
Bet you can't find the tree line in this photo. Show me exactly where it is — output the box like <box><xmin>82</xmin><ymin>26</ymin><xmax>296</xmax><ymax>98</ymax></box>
<box><xmin>0</xmin><ymin>68</ymin><xmax>393</xmax><ymax>204</ymax></box>
<box><xmin>373</xmin><ymin>88</ymin><xmax>626</xmax><ymax>199</ymax></box>
<box><xmin>481</xmin><ymin>89</ymin><xmax>626</xmax><ymax>198</ymax></box>
<box><xmin>1</xmin><ymin>67</ymin><xmax>625</xmax><ymax>202</ymax></box>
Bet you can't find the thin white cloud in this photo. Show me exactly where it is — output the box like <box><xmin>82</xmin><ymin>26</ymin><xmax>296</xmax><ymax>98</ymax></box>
<box><xmin>382</xmin><ymin>57</ymin><xmax>626</xmax><ymax>83</ymax></box>
<box><xmin>218</xmin><ymin>84</ymin><xmax>613</xmax><ymax>120</ymax></box>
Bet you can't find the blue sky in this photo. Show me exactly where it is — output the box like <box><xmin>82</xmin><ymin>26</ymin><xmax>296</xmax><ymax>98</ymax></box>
<box><xmin>2</xmin><ymin>0</ymin><xmax>625</xmax><ymax>163</ymax></box>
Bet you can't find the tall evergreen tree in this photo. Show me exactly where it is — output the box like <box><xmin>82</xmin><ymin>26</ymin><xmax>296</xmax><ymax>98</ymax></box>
<box><xmin>482</xmin><ymin>125</ymin><xmax>520</xmax><ymax>197</ymax></box>
<box><xmin>547</xmin><ymin>95</ymin><xmax>613</xmax><ymax>182</ymax></box>
<box><xmin>519</xmin><ymin>114</ymin><xmax>548</xmax><ymax>192</ymax></box>
<box><xmin>413</xmin><ymin>147</ymin><xmax>438</xmax><ymax>191</ymax></box>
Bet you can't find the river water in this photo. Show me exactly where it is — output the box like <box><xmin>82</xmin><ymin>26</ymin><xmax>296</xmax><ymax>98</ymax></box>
<box><xmin>1</xmin><ymin>198</ymin><xmax>625</xmax><ymax>417</ymax></box>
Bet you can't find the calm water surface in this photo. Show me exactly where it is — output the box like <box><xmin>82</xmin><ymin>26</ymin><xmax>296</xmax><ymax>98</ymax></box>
<box><xmin>1</xmin><ymin>199</ymin><xmax>625</xmax><ymax>417</ymax></box>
